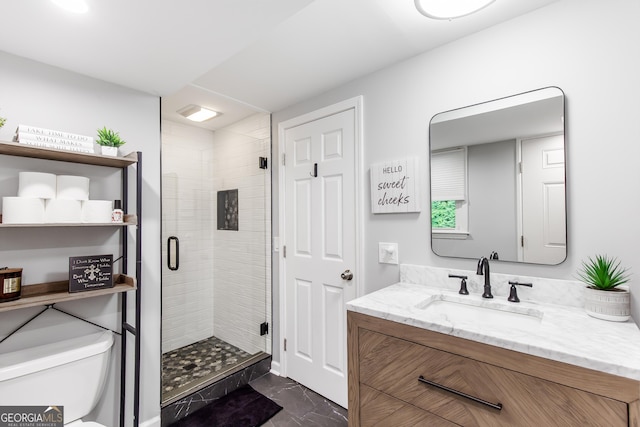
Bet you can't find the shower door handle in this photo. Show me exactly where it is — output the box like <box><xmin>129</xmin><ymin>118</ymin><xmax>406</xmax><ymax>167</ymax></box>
<box><xmin>168</xmin><ymin>236</ymin><xmax>179</xmax><ymax>271</ymax></box>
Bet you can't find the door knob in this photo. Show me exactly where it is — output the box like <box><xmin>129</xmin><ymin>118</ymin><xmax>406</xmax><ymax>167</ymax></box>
<box><xmin>341</xmin><ymin>269</ymin><xmax>353</xmax><ymax>280</ymax></box>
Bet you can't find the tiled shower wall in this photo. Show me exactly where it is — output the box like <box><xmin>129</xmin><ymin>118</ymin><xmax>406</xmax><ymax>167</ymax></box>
<box><xmin>161</xmin><ymin>114</ymin><xmax>271</xmax><ymax>356</ymax></box>
<box><xmin>211</xmin><ymin>113</ymin><xmax>271</xmax><ymax>356</ymax></box>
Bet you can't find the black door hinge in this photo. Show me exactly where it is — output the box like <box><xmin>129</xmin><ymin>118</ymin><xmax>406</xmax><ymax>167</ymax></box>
<box><xmin>260</xmin><ymin>322</ymin><xmax>269</xmax><ymax>336</ymax></box>
<box><xmin>259</xmin><ymin>157</ymin><xmax>268</xmax><ymax>169</ymax></box>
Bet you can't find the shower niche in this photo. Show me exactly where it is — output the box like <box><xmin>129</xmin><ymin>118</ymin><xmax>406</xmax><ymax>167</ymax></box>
<box><xmin>217</xmin><ymin>189</ymin><xmax>239</xmax><ymax>231</ymax></box>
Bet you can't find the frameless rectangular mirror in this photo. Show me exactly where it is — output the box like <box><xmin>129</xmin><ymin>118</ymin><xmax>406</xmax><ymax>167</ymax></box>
<box><xmin>430</xmin><ymin>86</ymin><xmax>566</xmax><ymax>265</ymax></box>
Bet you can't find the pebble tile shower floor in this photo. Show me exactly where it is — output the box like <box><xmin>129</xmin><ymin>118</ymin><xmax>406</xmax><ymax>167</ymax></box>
<box><xmin>162</xmin><ymin>335</ymin><xmax>256</xmax><ymax>403</ymax></box>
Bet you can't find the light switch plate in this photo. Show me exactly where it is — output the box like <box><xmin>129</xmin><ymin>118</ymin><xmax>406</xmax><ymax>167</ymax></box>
<box><xmin>378</xmin><ymin>242</ymin><xmax>399</xmax><ymax>264</ymax></box>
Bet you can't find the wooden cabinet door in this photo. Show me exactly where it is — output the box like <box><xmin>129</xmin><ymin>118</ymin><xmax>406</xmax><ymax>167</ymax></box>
<box><xmin>359</xmin><ymin>329</ymin><xmax>627</xmax><ymax>427</ymax></box>
<box><xmin>360</xmin><ymin>385</ymin><xmax>456</xmax><ymax>427</ymax></box>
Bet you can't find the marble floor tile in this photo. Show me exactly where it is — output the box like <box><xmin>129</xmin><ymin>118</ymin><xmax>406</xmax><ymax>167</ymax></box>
<box><xmin>250</xmin><ymin>374</ymin><xmax>348</xmax><ymax>427</ymax></box>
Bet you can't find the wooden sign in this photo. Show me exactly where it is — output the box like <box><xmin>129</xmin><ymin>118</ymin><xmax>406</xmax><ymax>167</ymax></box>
<box><xmin>370</xmin><ymin>157</ymin><xmax>421</xmax><ymax>214</ymax></box>
<box><xmin>69</xmin><ymin>254</ymin><xmax>113</xmax><ymax>292</ymax></box>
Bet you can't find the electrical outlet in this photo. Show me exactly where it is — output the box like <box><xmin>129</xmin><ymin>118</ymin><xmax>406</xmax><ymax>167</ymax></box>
<box><xmin>378</xmin><ymin>242</ymin><xmax>399</xmax><ymax>264</ymax></box>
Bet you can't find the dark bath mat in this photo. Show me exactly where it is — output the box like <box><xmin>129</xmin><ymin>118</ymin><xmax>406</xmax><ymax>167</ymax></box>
<box><xmin>169</xmin><ymin>385</ymin><xmax>282</xmax><ymax>427</ymax></box>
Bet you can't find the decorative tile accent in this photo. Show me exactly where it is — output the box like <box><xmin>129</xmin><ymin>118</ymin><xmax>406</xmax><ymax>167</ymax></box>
<box><xmin>216</xmin><ymin>189</ymin><xmax>239</xmax><ymax>231</ymax></box>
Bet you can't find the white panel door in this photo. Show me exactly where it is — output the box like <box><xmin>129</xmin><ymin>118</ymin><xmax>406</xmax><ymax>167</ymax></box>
<box><xmin>284</xmin><ymin>108</ymin><xmax>356</xmax><ymax>407</ymax></box>
<box><xmin>521</xmin><ymin>134</ymin><xmax>566</xmax><ymax>264</ymax></box>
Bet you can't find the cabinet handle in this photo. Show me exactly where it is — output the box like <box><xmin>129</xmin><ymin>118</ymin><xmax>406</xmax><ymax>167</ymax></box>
<box><xmin>168</xmin><ymin>236</ymin><xmax>179</xmax><ymax>271</ymax></box>
<box><xmin>418</xmin><ymin>375</ymin><xmax>503</xmax><ymax>411</ymax></box>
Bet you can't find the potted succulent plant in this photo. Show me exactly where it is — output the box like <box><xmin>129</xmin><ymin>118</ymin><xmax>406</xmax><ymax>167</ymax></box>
<box><xmin>0</xmin><ymin>116</ymin><xmax>6</xmax><ymax>129</ymax></box>
<box><xmin>577</xmin><ymin>254</ymin><xmax>631</xmax><ymax>322</ymax></box>
<box><xmin>96</xmin><ymin>126</ymin><xmax>126</xmax><ymax>156</ymax></box>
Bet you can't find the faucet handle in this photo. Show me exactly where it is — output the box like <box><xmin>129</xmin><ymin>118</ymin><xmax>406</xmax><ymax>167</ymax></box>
<box><xmin>449</xmin><ymin>274</ymin><xmax>469</xmax><ymax>295</ymax></box>
<box><xmin>507</xmin><ymin>281</ymin><xmax>533</xmax><ymax>303</ymax></box>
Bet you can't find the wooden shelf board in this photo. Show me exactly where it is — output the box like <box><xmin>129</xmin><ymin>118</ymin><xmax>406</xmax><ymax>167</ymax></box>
<box><xmin>0</xmin><ymin>140</ymin><xmax>138</xmax><ymax>167</ymax></box>
<box><xmin>0</xmin><ymin>214</ymin><xmax>137</xmax><ymax>227</ymax></box>
<box><xmin>0</xmin><ymin>274</ymin><xmax>136</xmax><ymax>313</ymax></box>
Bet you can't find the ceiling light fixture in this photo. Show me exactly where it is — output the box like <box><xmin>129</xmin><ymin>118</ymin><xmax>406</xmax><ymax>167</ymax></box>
<box><xmin>177</xmin><ymin>105</ymin><xmax>220</xmax><ymax>122</ymax></box>
<box><xmin>51</xmin><ymin>0</ymin><xmax>89</xmax><ymax>14</ymax></box>
<box><xmin>414</xmin><ymin>0</ymin><xmax>496</xmax><ymax>20</ymax></box>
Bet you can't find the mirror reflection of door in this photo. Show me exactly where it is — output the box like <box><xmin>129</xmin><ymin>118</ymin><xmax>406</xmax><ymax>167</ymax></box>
<box><xmin>519</xmin><ymin>134</ymin><xmax>566</xmax><ymax>264</ymax></box>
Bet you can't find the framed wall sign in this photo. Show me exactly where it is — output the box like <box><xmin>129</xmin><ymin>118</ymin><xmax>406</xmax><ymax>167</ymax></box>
<box><xmin>69</xmin><ymin>254</ymin><xmax>113</xmax><ymax>292</ymax></box>
<box><xmin>370</xmin><ymin>157</ymin><xmax>420</xmax><ymax>214</ymax></box>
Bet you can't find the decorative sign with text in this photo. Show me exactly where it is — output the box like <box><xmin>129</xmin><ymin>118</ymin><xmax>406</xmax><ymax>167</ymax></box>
<box><xmin>370</xmin><ymin>157</ymin><xmax>420</xmax><ymax>214</ymax></box>
<box><xmin>68</xmin><ymin>254</ymin><xmax>113</xmax><ymax>293</ymax></box>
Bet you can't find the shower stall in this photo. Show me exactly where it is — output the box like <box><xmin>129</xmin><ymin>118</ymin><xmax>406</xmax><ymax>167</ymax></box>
<box><xmin>160</xmin><ymin>113</ymin><xmax>271</xmax><ymax>406</ymax></box>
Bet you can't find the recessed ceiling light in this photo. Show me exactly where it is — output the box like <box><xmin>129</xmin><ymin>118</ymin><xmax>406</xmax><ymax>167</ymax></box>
<box><xmin>177</xmin><ymin>105</ymin><xmax>220</xmax><ymax>122</ymax></box>
<box><xmin>52</xmin><ymin>0</ymin><xmax>89</xmax><ymax>14</ymax></box>
<box><xmin>415</xmin><ymin>0</ymin><xmax>496</xmax><ymax>20</ymax></box>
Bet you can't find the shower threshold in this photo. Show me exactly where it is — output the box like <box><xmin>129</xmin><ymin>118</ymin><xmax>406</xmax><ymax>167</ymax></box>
<box><xmin>161</xmin><ymin>335</ymin><xmax>269</xmax><ymax>406</ymax></box>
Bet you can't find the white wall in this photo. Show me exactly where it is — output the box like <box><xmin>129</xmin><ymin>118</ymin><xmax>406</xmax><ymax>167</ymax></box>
<box><xmin>272</xmin><ymin>0</ymin><xmax>640</xmax><ymax>363</ymax></box>
<box><xmin>0</xmin><ymin>51</ymin><xmax>161</xmax><ymax>426</ymax></box>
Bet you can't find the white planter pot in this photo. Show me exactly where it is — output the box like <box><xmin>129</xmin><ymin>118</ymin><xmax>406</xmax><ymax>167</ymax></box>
<box><xmin>584</xmin><ymin>286</ymin><xmax>630</xmax><ymax>322</ymax></box>
<box><xmin>100</xmin><ymin>146</ymin><xmax>118</xmax><ymax>156</ymax></box>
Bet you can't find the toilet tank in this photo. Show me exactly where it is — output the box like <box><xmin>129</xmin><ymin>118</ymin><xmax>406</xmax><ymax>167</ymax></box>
<box><xmin>0</xmin><ymin>309</ymin><xmax>114</xmax><ymax>424</ymax></box>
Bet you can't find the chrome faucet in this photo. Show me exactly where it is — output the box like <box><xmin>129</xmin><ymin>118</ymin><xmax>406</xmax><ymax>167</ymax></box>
<box><xmin>476</xmin><ymin>256</ymin><xmax>493</xmax><ymax>299</ymax></box>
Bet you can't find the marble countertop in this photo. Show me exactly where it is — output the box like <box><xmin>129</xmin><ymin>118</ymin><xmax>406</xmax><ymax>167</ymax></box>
<box><xmin>347</xmin><ymin>282</ymin><xmax>640</xmax><ymax>381</ymax></box>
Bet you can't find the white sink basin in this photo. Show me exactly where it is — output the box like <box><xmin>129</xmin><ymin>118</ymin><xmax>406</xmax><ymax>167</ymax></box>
<box><xmin>416</xmin><ymin>294</ymin><xmax>543</xmax><ymax>329</ymax></box>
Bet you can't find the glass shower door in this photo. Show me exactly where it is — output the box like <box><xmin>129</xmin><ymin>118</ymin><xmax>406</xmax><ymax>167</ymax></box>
<box><xmin>161</xmin><ymin>113</ymin><xmax>270</xmax><ymax>406</ymax></box>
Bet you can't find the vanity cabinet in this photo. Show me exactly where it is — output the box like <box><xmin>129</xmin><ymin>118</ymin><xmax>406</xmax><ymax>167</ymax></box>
<box><xmin>348</xmin><ymin>311</ymin><xmax>640</xmax><ymax>426</ymax></box>
<box><xmin>0</xmin><ymin>141</ymin><xmax>142</xmax><ymax>427</ymax></box>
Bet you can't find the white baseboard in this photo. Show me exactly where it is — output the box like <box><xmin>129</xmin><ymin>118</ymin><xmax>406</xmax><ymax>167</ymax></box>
<box><xmin>139</xmin><ymin>415</ymin><xmax>161</xmax><ymax>427</ymax></box>
<box><xmin>270</xmin><ymin>361</ymin><xmax>281</xmax><ymax>376</ymax></box>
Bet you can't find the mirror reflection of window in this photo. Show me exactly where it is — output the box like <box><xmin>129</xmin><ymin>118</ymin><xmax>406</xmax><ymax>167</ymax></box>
<box><xmin>432</xmin><ymin>200</ymin><xmax>456</xmax><ymax>229</ymax></box>
<box><xmin>431</xmin><ymin>148</ymin><xmax>468</xmax><ymax>237</ymax></box>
